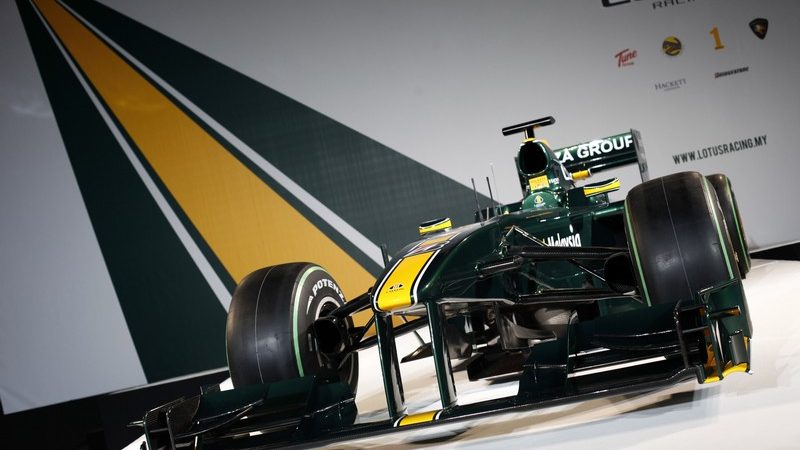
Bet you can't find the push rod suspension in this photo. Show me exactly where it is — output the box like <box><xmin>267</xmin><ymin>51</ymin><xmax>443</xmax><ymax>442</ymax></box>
<box><xmin>516</xmin><ymin>288</ymin><xmax>630</xmax><ymax>304</ymax></box>
<box><xmin>330</xmin><ymin>291</ymin><xmax>372</xmax><ymax>319</ymax></box>
<box><xmin>506</xmin><ymin>245</ymin><xmax>628</xmax><ymax>260</ymax></box>
<box><xmin>352</xmin><ymin>316</ymin><xmax>428</xmax><ymax>351</ymax></box>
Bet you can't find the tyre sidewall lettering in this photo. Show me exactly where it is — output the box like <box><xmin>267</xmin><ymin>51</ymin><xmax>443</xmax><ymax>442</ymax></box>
<box><xmin>292</xmin><ymin>267</ymin><xmax>346</xmax><ymax>377</ymax></box>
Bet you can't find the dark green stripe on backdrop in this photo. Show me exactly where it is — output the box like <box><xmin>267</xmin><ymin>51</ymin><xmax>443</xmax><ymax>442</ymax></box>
<box><xmin>65</xmin><ymin>0</ymin><xmax>492</xmax><ymax>256</ymax></box>
<box><xmin>17</xmin><ymin>0</ymin><xmax>228</xmax><ymax>383</ymax></box>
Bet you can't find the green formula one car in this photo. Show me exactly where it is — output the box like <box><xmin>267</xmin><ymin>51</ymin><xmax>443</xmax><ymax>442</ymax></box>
<box><xmin>138</xmin><ymin>116</ymin><xmax>752</xmax><ymax>449</ymax></box>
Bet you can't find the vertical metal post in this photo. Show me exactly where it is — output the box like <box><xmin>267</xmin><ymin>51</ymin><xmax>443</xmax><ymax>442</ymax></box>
<box><xmin>374</xmin><ymin>313</ymin><xmax>406</xmax><ymax>419</ymax></box>
<box><xmin>426</xmin><ymin>302</ymin><xmax>457</xmax><ymax>408</ymax></box>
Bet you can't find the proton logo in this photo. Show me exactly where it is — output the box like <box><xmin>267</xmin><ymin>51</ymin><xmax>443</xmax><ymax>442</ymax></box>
<box><xmin>615</xmin><ymin>48</ymin><xmax>637</xmax><ymax>67</ymax></box>
<box><xmin>388</xmin><ymin>283</ymin><xmax>405</xmax><ymax>293</ymax></box>
<box><xmin>662</xmin><ymin>36</ymin><xmax>682</xmax><ymax>56</ymax></box>
<box><xmin>749</xmin><ymin>18</ymin><xmax>768</xmax><ymax>40</ymax></box>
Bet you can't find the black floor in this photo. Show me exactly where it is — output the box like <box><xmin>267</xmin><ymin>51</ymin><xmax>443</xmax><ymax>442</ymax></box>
<box><xmin>0</xmin><ymin>369</ymin><xmax>229</xmax><ymax>449</ymax></box>
<box><xmin>751</xmin><ymin>241</ymin><xmax>800</xmax><ymax>261</ymax></box>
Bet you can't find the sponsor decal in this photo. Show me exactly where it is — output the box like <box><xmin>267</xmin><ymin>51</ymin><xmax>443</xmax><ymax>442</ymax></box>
<box><xmin>533</xmin><ymin>194</ymin><xmax>545</xmax><ymax>207</ymax></box>
<box><xmin>651</xmin><ymin>0</ymin><xmax>695</xmax><ymax>9</ymax></box>
<box><xmin>602</xmin><ymin>0</ymin><xmax>695</xmax><ymax>10</ymax></box>
<box><xmin>557</xmin><ymin>134</ymin><xmax>634</xmax><ymax>164</ymax></box>
<box><xmin>311</xmin><ymin>278</ymin><xmax>345</xmax><ymax>301</ymax></box>
<box><xmin>655</xmin><ymin>78</ymin><xmax>686</xmax><ymax>92</ymax></box>
<box><xmin>615</xmin><ymin>48</ymin><xmax>637</xmax><ymax>67</ymax></box>
<box><xmin>544</xmin><ymin>232</ymin><xmax>582</xmax><ymax>247</ymax></box>
<box><xmin>662</xmin><ymin>36</ymin><xmax>682</xmax><ymax>56</ymax></box>
<box><xmin>553</xmin><ymin>132</ymin><xmax>638</xmax><ymax>173</ymax></box>
<box><xmin>528</xmin><ymin>175</ymin><xmax>549</xmax><ymax>191</ymax></box>
<box><xmin>714</xmin><ymin>66</ymin><xmax>749</xmax><ymax>79</ymax></box>
<box><xmin>710</xmin><ymin>26</ymin><xmax>725</xmax><ymax>50</ymax></box>
<box><xmin>750</xmin><ymin>18</ymin><xmax>768</xmax><ymax>40</ymax></box>
<box><xmin>672</xmin><ymin>134</ymin><xmax>767</xmax><ymax>165</ymax></box>
<box><xmin>388</xmin><ymin>283</ymin><xmax>405</xmax><ymax>293</ymax></box>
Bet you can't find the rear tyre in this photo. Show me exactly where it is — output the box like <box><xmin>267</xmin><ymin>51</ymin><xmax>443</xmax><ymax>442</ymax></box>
<box><xmin>225</xmin><ymin>263</ymin><xmax>359</xmax><ymax>392</ymax></box>
<box><xmin>624</xmin><ymin>172</ymin><xmax>740</xmax><ymax>305</ymax></box>
<box><xmin>707</xmin><ymin>174</ymin><xmax>750</xmax><ymax>277</ymax></box>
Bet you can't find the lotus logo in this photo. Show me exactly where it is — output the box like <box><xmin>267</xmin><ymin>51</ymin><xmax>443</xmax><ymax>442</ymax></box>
<box><xmin>662</xmin><ymin>36</ymin><xmax>682</xmax><ymax>56</ymax></box>
<box><xmin>749</xmin><ymin>18</ymin><xmax>768</xmax><ymax>40</ymax></box>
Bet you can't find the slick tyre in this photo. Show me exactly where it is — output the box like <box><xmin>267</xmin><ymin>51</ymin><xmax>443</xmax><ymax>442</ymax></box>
<box><xmin>225</xmin><ymin>263</ymin><xmax>358</xmax><ymax>392</ymax></box>
<box><xmin>624</xmin><ymin>172</ymin><xmax>740</xmax><ymax>306</ymax></box>
<box><xmin>707</xmin><ymin>174</ymin><xmax>750</xmax><ymax>277</ymax></box>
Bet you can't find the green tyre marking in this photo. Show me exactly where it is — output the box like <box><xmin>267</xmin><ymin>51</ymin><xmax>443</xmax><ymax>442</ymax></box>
<box><xmin>702</xmin><ymin>179</ymin><xmax>734</xmax><ymax>279</ymax></box>
<box><xmin>293</xmin><ymin>265</ymin><xmax>324</xmax><ymax>377</ymax></box>
<box><xmin>624</xmin><ymin>199</ymin><xmax>651</xmax><ymax>306</ymax></box>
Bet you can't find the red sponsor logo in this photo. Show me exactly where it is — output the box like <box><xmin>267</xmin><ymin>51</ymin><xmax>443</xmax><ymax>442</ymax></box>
<box><xmin>615</xmin><ymin>48</ymin><xmax>637</xmax><ymax>67</ymax></box>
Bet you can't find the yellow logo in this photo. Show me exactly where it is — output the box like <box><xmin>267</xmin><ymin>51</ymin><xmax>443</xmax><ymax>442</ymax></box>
<box><xmin>528</xmin><ymin>175</ymin><xmax>549</xmax><ymax>191</ymax></box>
<box><xmin>533</xmin><ymin>195</ymin><xmax>544</xmax><ymax>206</ymax></box>
<box><xmin>662</xmin><ymin>36</ymin><xmax>682</xmax><ymax>56</ymax></box>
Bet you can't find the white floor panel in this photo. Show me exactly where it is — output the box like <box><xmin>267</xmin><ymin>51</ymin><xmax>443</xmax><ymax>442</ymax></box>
<box><xmin>124</xmin><ymin>259</ymin><xmax>800</xmax><ymax>449</ymax></box>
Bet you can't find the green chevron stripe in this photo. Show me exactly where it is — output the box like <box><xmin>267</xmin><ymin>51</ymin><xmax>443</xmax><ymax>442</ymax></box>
<box><xmin>18</xmin><ymin>0</ymin><xmax>228</xmax><ymax>383</ymax></box>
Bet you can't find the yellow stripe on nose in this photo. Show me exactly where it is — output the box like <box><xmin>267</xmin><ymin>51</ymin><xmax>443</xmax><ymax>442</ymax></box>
<box><xmin>376</xmin><ymin>251</ymin><xmax>433</xmax><ymax>312</ymax></box>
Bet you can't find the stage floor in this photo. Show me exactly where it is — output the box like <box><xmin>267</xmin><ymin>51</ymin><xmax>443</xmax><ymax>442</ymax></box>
<box><xmin>126</xmin><ymin>259</ymin><xmax>800</xmax><ymax>449</ymax></box>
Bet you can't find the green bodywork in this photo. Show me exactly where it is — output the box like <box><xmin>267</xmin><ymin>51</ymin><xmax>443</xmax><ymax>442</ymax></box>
<box><xmin>382</xmin><ymin>135</ymin><xmax>633</xmax><ymax>312</ymax></box>
<box><xmin>363</xmin><ymin>129</ymin><xmax>751</xmax><ymax>429</ymax></box>
<box><xmin>140</xmin><ymin>126</ymin><xmax>752</xmax><ymax>449</ymax></box>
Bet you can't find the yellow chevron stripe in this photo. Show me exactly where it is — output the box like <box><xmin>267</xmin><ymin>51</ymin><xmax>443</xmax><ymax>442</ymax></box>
<box><xmin>35</xmin><ymin>0</ymin><xmax>374</xmax><ymax>298</ymax></box>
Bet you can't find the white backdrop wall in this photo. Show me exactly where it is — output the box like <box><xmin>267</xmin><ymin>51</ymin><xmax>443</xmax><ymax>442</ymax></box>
<box><xmin>1</xmin><ymin>0</ymin><xmax>798</xmax><ymax>413</ymax></box>
<box><xmin>104</xmin><ymin>0</ymin><xmax>800</xmax><ymax>250</ymax></box>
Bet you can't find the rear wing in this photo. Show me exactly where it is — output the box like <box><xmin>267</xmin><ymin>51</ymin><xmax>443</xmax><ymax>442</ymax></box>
<box><xmin>552</xmin><ymin>130</ymin><xmax>649</xmax><ymax>182</ymax></box>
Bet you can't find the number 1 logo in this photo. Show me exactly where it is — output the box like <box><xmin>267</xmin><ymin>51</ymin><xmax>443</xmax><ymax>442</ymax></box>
<box><xmin>710</xmin><ymin>26</ymin><xmax>725</xmax><ymax>50</ymax></box>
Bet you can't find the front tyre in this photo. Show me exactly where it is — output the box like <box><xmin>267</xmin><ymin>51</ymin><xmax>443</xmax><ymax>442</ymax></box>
<box><xmin>225</xmin><ymin>263</ymin><xmax>359</xmax><ymax>392</ymax></box>
<box><xmin>624</xmin><ymin>172</ymin><xmax>740</xmax><ymax>305</ymax></box>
